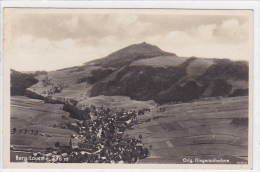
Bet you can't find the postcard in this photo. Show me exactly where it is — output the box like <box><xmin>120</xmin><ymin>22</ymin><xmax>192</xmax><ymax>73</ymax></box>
<box><xmin>1</xmin><ymin>2</ymin><xmax>258</xmax><ymax>170</ymax></box>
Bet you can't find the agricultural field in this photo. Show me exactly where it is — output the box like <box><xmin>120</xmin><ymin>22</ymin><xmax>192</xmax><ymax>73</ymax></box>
<box><xmin>125</xmin><ymin>96</ymin><xmax>249</xmax><ymax>164</ymax></box>
<box><xmin>10</xmin><ymin>95</ymin><xmax>249</xmax><ymax>164</ymax></box>
<box><xmin>130</xmin><ymin>56</ymin><xmax>188</xmax><ymax>67</ymax></box>
<box><xmin>29</xmin><ymin>65</ymin><xmax>101</xmax><ymax>100</ymax></box>
<box><xmin>11</xmin><ymin>96</ymin><xmax>77</xmax><ymax>149</ymax></box>
<box><xmin>78</xmin><ymin>95</ymin><xmax>156</xmax><ymax>111</ymax></box>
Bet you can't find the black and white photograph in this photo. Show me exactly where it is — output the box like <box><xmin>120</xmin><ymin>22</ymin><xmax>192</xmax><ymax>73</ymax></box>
<box><xmin>1</xmin><ymin>5</ymin><xmax>256</xmax><ymax>170</ymax></box>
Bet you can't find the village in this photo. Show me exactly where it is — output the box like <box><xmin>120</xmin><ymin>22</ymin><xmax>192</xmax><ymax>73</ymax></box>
<box><xmin>11</xmin><ymin>104</ymin><xmax>152</xmax><ymax>163</ymax></box>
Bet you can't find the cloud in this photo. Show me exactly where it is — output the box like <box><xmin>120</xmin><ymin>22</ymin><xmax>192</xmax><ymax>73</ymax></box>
<box><xmin>8</xmin><ymin>11</ymin><xmax>251</xmax><ymax>71</ymax></box>
<box><xmin>188</xmin><ymin>24</ymin><xmax>217</xmax><ymax>42</ymax></box>
<box><xmin>9</xmin><ymin>35</ymin><xmax>99</xmax><ymax>71</ymax></box>
<box><xmin>63</xmin><ymin>16</ymin><xmax>79</xmax><ymax>33</ymax></box>
<box><xmin>146</xmin><ymin>19</ymin><xmax>251</xmax><ymax>60</ymax></box>
<box><xmin>14</xmin><ymin>13</ymin><xmax>152</xmax><ymax>44</ymax></box>
<box><xmin>214</xmin><ymin>19</ymin><xmax>249</xmax><ymax>43</ymax></box>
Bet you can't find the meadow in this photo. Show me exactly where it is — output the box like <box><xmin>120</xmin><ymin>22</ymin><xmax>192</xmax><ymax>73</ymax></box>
<box><xmin>125</xmin><ymin>96</ymin><xmax>249</xmax><ymax>164</ymax></box>
<box><xmin>10</xmin><ymin>95</ymin><xmax>249</xmax><ymax>164</ymax></box>
<box><xmin>11</xmin><ymin>96</ymin><xmax>76</xmax><ymax>149</ymax></box>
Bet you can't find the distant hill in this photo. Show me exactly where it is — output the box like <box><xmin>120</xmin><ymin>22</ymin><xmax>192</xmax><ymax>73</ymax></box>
<box><xmin>11</xmin><ymin>69</ymin><xmax>39</xmax><ymax>96</ymax></box>
<box><xmin>22</xmin><ymin>42</ymin><xmax>248</xmax><ymax>105</ymax></box>
<box><xmin>86</xmin><ymin>42</ymin><xmax>175</xmax><ymax>68</ymax></box>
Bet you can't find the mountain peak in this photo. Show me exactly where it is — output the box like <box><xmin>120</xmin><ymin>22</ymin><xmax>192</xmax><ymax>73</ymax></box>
<box><xmin>89</xmin><ymin>42</ymin><xmax>176</xmax><ymax>68</ymax></box>
<box><xmin>116</xmin><ymin>42</ymin><xmax>165</xmax><ymax>55</ymax></box>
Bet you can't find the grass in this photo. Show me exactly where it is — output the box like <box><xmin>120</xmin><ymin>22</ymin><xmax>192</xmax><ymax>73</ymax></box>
<box><xmin>10</xmin><ymin>95</ymin><xmax>156</xmax><ymax>150</ymax></box>
<box><xmin>10</xmin><ymin>94</ymin><xmax>248</xmax><ymax>164</ymax></box>
<box><xmin>78</xmin><ymin>95</ymin><xmax>156</xmax><ymax>111</ymax></box>
<box><xmin>11</xmin><ymin>134</ymin><xmax>41</xmax><ymax>146</ymax></box>
<box><xmin>186</xmin><ymin>58</ymin><xmax>215</xmax><ymax>76</ymax></box>
<box><xmin>125</xmin><ymin>96</ymin><xmax>248</xmax><ymax>163</ymax></box>
<box><xmin>11</xmin><ymin>96</ymin><xmax>77</xmax><ymax>149</ymax></box>
<box><xmin>130</xmin><ymin>56</ymin><xmax>188</xmax><ymax>67</ymax></box>
<box><xmin>30</xmin><ymin>65</ymin><xmax>100</xmax><ymax>99</ymax></box>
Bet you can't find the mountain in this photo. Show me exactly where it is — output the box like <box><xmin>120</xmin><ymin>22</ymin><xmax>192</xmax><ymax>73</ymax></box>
<box><xmin>22</xmin><ymin>43</ymin><xmax>248</xmax><ymax>105</ymax></box>
<box><xmin>86</xmin><ymin>42</ymin><xmax>175</xmax><ymax>68</ymax></box>
<box><xmin>11</xmin><ymin>69</ymin><xmax>39</xmax><ymax>96</ymax></box>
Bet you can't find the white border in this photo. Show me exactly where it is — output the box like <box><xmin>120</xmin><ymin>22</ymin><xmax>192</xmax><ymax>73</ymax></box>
<box><xmin>0</xmin><ymin>1</ymin><xmax>259</xmax><ymax>172</ymax></box>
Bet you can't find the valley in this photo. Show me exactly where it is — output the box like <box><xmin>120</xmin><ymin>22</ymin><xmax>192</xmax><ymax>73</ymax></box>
<box><xmin>9</xmin><ymin>43</ymin><xmax>249</xmax><ymax>164</ymax></box>
<box><xmin>125</xmin><ymin>96</ymin><xmax>248</xmax><ymax>163</ymax></box>
<box><xmin>10</xmin><ymin>95</ymin><xmax>248</xmax><ymax>164</ymax></box>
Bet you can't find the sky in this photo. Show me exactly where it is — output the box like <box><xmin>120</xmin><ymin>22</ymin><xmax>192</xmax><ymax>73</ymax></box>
<box><xmin>4</xmin><ymin>9</ymin><xmax>253</xmax><ymax>71</ymax></box>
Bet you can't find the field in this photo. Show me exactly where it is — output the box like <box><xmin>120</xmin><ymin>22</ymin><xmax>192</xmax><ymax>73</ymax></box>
<box><xmin>125</xmin><ymin>96</ymin><xmax>249</xmax><ymax>164</ymax></box>
<box><xmin>11</xmin><ymin>96</ymin><xmax>77</xmax><ymax>149</ymax></box>
<box><xmin>130</xmin><ymin>56</ymin><xmax>188</xmax><ymax>67</ymax></box>
<box><xmin>78</xmin><ymin>95</ymin><xmax>156</xmax><ymax>111</ymax></box>
<box><xmin>29</xmin><ymin>65</ymin><xmax>100</xmax><ymax>100</ymax></box>
<box><xmin>10</xmin><ymin>95</ymin><xmax>249</xmax><ymax>164</ymax></box>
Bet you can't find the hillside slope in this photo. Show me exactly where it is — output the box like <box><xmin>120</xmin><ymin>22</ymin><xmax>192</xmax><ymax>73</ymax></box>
<box><xmin>11</xmin><ymin>69</ymin><xmax>39</xmax><ymax>96</ymax></box>
<box><xmin>126</xmin><ymin>96</ymin><xmax>248</xmax><ymax>163</ymax></box>
<box><xmin>87</xmin><ymin>42</ymin><xmax>175</xmax><ymax>68</ymax></box>
<box><xmin>26</xmin><ymin>42</ymin><xmax>248</xmax><ymax>105</ymax></box>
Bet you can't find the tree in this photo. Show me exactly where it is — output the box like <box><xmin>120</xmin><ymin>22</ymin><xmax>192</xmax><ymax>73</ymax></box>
<box><xmin>13</xmin><ymin>128</ymin><xmax>16</xmax><ymax>134</ymax></box>
<box><xmin>149</xmin><ymin>145</ymin><xmax>153</xmax><ymax>150</ymax></box>
<box><xmin>139</xmin><ymin>134</ymin><xmax>142</xmax><ymax>140</ymax></box>
<box><xmin>84</xmin><ymin>107</ymin><xmax>90</xmax><ymax>114</ymax></box>
<box><xmin>55</xmin><ymin>141</ymin><xmax>60</xmax><ymax>148</ymax></box>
